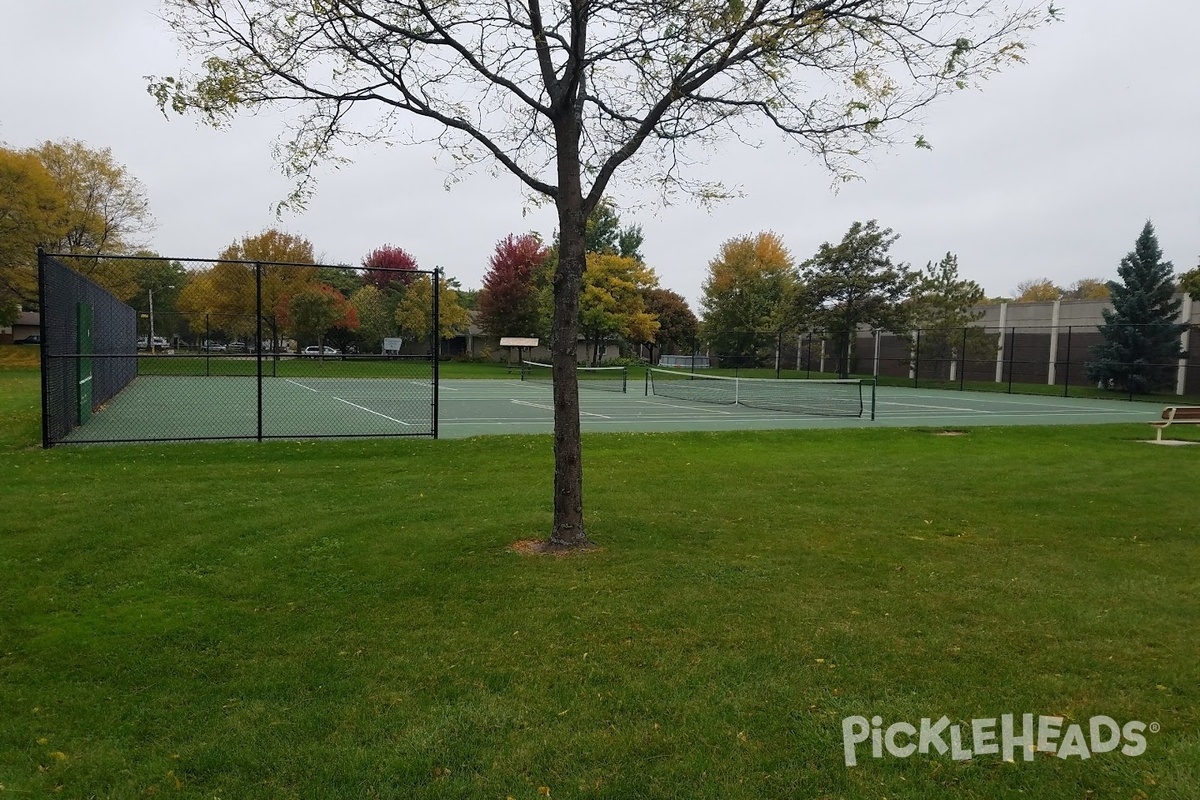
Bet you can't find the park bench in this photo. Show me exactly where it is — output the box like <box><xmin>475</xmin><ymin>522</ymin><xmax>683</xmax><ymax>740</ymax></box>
<box><xmin>1149</xmin><ymin>406</ymin><xmax>1200</xmax><ymax>441</ymax></box>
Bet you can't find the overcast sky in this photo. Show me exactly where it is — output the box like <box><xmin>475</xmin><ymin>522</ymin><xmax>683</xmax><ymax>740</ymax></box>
<box><xmin>2</xmin><ymin>1</ymin><xmax>1198</xmax><ymax>309</ymax></box>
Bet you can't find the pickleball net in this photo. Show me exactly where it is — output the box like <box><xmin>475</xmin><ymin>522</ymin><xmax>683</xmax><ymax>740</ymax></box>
<box><xmin>647</xmin><ymin>368</ymin><xmax>874</xmax><ymax>418</ymax></box>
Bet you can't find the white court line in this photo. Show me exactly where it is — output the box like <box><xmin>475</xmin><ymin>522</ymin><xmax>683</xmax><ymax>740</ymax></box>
<box><xmin>637</xmin><ymin>399</ymin><xmax>732</xmax><ymax>415</ymax></box>
<box><xmin>334</xmin><ymin>397</ymin><xmax>412</xmax><ymax>425</ymax></box>
<box><xmin>879</xmin><ymin>400</ymin><xmax>986</xmax><ymax>413</ymax></box>
<box><xmin>511</xmin><ymin>399</ymin><xmax>610</xmax><ymax>419</ymax></box>
<box><xmin>285</xmin><ymin>378</ymin><xmax>318</xmax><ymax>393</ymax></box>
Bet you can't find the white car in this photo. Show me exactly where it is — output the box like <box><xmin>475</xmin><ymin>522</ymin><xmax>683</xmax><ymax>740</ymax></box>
<box><xmin>303</xmin><ymin>345</ymin><xmax>340</xmax><ymax>356</ymax></box>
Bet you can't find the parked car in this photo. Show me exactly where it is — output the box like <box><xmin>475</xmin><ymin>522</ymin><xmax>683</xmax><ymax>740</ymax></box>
<box><xmin>137</xmin><ymin>336</ymin><xmax>149</xmax><ymax>349</ymax></box>
<box><xmin>14</xmin><ymin>334</ymin><xmax>40</xmax><ymax>345</ymax></box>
<box><xmin>227</xmin><ymin>341</ymin><xmax>248</xmax><ymax>353</ymax></box>
<box><xmin>302</xmin><ymin>345</ymin><xmax>340</xmax><ymax>356</ymax></box>
<box><xmin>201</xmin><ymin>340</ymin><xmax>227</xmax><ymax>352</ymax></box>
<box><xmin>151</xmin><ymin>336</ymin><xmax>170</xmax><ymax>349</ymax></box>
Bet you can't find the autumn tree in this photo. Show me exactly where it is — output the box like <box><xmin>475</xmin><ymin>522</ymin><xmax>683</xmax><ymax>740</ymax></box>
<box><xmin>477</xmin><ymin>233</ymin><xmax>549</xmax><ymax>339</ymax></box>
<box><xmin>395</xmin><ymin>275</ymin><xmax>471</xmax><ymax>343</ymax></box>
<box><xmin>154</xmin><ymin>0</ymin><xmax>1056</xmax><ymax>550</ymax></box>
<box><xmin>32</xmin><ymin>139</ymin><xmax>154</xmax><ymax>258</ymax></box>
<box><xmin>362</xmin><ymin>245</ymin><xmax>419</xmax><ymax>291</ymax></box>
<box><xmin>800</xmin><ymin>221</ymin><xmax>917</xmax><ymax>377</ymax></box>
<box><xmin>350</xmin><ymin>285</ymin><xmax>395</xmax><ymax>353</ymax></box>
<box><xmin>701</xmin><ymin>232</ymin><xmax>798</xmax><ymax>363</ymax></box>
<box><xmin>579</xmin><ymin>253</ymin><xmax>660</xmax><ymax>364</ymax></box>
<box><xmin>0</xmin><ymin>148</ymin><xmax>69</xmax><ymax>319</ymax></box>
<box><xmin>1086</xmin><ymin>222</ymin><xmax>1186</xmax><ymax>393</ymax></box>
<box><xmin>1012</xmin><ymin>278</ymin><xmax>1063</xmax><ymax>302</ymax></box>
<box><xmin>1063</xmin><ymin>278</ymin><xmax>1111</xmax><ymax>301</ymax></box>
<box><xmin>642</xmin><ymin>288</ymin><xmax>699</xmax><ymax>364</ymax></box>
<box><xmin>178</xmin><ymin>229</ymin><xmax>319</xmax><ymax>339</ymax></box>
<box><xmin>290</xmin><ymin>284</ymin><xmax>359</xmax><ymax>355</ymax></box>
<box><xmin>1181</xmin><ymin>264</ymin><xmax>1200</xmax><ymax>301</ymax></box>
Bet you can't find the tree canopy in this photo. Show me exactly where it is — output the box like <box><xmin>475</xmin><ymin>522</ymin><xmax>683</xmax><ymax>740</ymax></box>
<box><xmin>701</xmin><ymin>231</ymin><xmax>797</xmax><ymax>362</ymax></box>
<box><xmin>0</xmin><ymin>148</ymin><xmax>68</xmax><ymax>318</ymax></box>
<box><xmin>153</xmin><ymin>0</ymin><xmax>1057</xmax><ymax>548</ymax></box>
<box><xmin>800</xmin><ymin>220</ymin><xmax>916</xmax><ymax>376</ymax></box>
<box><xmin>477</xmin><ymin>234</ymin><xmax>549</xmax><ymax>338</ymax></box>
<box><xmin>1012</xmin><ymin>278</ymin><xmax>1063</xmax><ymax>302</ymax></box>
<box><xmin>1086</xmin><ymin>222</ymin><xmax>1186</xmax><ymax>394</ymax></box>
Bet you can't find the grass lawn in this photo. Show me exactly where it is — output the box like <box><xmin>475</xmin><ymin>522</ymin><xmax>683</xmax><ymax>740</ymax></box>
<box><xmin>1</xmin><ymin>347</ymin><xmax>1197</xmax><ymax>798</ymax></box>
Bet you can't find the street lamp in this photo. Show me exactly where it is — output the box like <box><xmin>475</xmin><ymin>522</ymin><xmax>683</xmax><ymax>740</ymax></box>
<box><xmin>148</xmin><ymin>285</ymin><xmax>175</xmax><ymax>353</ymax></box>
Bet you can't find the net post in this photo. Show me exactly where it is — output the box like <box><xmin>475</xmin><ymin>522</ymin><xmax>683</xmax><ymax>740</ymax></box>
<box><xmin>205</xmin><ymin>313</ymin><xmax>211</xmax><ymax>377</ymax></box>
<box><xmin>37</xmin><ymin>247</ymin><xmax>51</xmax><ymax>448</ymax></box>
<box><xmin>644</xmin><ymin>368</ymin><xmax>649</xmax><ymax>396</ymax></box>
<box><xmin>255</xmin><ymin>262</ymin><xmax>263</xmax><ymax>442</ymax></box>
<box><xmin>869</xmin><ymin>378</ymin><xmax>876</xmax><ymax>421</ymax></box>
<box><xmin>621</xmin><ymin>366</ymin><xmax>627</xmax><ymax>394</ymax></box>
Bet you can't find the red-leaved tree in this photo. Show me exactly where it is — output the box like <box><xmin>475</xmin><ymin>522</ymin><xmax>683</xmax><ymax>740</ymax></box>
<box><xmin>477</xmin><ymin>233</ymin><xmax>549</xmax><ymax>338</ymax></box>
<box><xmin>362</xmin><ymin>245</ymin><xmax>419</xmax><ymax>290</ymax></box>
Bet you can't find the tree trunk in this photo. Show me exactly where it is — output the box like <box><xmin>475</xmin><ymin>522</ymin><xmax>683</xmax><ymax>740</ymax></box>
<box><xmin>547</xmin><ymin>121</ymin><xmax>592</xmax><ymax>550</ymax></box>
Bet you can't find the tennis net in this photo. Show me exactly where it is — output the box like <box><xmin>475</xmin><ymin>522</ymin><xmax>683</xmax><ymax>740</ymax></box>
<box><xmin>521</xmin><ymin>360</ymin><xmax>628</xmax><ymax>393</ymax></box>
<box><xmin>647</xmin><ymin>369</ymin><xmax>874</xmax><ymax>418</ymax></box>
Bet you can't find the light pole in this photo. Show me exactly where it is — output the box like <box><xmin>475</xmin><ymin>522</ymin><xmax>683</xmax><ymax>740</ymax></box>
<box><xmin>148</xmin><ymin>285</ymin><xmax>175</xmax><ymax>353</ymax></box>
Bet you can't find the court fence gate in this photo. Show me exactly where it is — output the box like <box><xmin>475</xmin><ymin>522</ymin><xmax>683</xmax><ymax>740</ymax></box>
<box><xmin>38</xmin><ymin>250</ymin><xmax>441</xmax><ymax>446</ymax></box>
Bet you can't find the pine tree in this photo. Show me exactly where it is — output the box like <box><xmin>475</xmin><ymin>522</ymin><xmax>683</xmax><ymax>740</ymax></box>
<box><xmin>1086</xmin><ymin>221</ymin><xmax>1186</xmax><ymax>393</ymax></box>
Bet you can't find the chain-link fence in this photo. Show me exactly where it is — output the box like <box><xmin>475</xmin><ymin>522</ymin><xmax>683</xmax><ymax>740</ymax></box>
<box><xmin>38</xmin><ymin>251</ymin><xmax>440</xmax><ymax>445</ymax></box>
<box><xmin>653</xmin><ymin>326</ymin><xmax>1199</xmax><ymax>403</ymax></box>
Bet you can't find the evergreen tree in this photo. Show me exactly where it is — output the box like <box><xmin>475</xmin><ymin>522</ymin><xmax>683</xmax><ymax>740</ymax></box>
<box><xmin>1086</xmin><ymin>221</ymin><xmax>1186</xmax><ymax>393</ymax></box>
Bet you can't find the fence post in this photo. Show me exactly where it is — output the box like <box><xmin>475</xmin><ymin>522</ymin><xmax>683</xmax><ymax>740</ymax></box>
<box><xmin>255</xmin><ymin>262</ymin><xmax>263</xmax><ymax>442</ymax></box>
<box><xmin>432</xmin><ymin>267</ymin><xmax>441</xmax><ymax>439</ymax></box>
<box><xmin>1007</xmin><ymin>327</ymin><xmax>1016</xmax><ymax>394</ymax></box>
<box><xmin>37</xmin><ymin>248</ymin><xmax>51</xmax><ymax>448</ymax></box>
<box><xmin>205</xmin><ymin>314</ymin><xmax>211</xmax><ymax>377</ymax></box>
<box><xmin>1177</xmin><ymin>296</ymin><xmax>1193</xmax><ymax>396</ymax></box>
<box><xmin>959</xmin><ymin>326</ymin><xmax>967</xmax><ymax>391</ymax></box>
<box><xmin>1048</xmin><ymin>301</ymin><xmax>1061</xmax><ymax>386</ymax></box>
<box><xmin>806</xmin><ymin>333</ymin><xmax>813</xmax><ymax>378</ymax></box>
<box><xmin>775</xmin><ymin>330</ymin><xmax>782</xmax><ymax>379</ymax></box>
<box><xmin>1063</xmin><ymin>326</ymin><xmax>1072</xmax><ymax>397</ymax></box>
<box><xmin>994</xmin><ymin>302</ymin><xmax>1008</xmax><ymax>383</ymax></box>
<box><xmin>873</xmin><ymin>328</ymin><xmax>881</xmax><ymax>378</ymax></box>
<box><xmin>913</xmin><ymin>328</ymin><xmax>921</xmax><ymax>388</ymax></box>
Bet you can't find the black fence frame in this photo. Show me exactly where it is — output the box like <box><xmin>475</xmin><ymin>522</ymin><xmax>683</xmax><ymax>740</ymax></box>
<box><xmin>657</xmin><ymin>325</ymin><xmax>1199</xmax><ymax>403</ymax></box>
<box><xmin>38</xmin><ymin>250</ymin><xmax>442</xmax><ymax>446</ymax></box>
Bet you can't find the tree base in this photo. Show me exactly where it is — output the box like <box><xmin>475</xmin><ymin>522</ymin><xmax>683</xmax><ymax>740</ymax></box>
<box><xmin>510</xmin><ymin>538</ymin><xmax>599</xmax><ymax>556</ymax></box>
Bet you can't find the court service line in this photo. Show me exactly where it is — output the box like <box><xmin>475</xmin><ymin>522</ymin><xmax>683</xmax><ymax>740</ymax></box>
<box><xmin>511</xmin><ymin>399</ymin><xmax>611</xmax><ymax>419</ymax></box>
<box><xmin>636</xmin><ymin>399</ymin><xmax>732</xmax><ymax>415</ymax></box>
<box><xmin>334</xmin><ymin>397</ymin><xmax>412</xmax><ymax>425</ymax></box>
<box><xmin>284</xmin><ymin>378</ymin><xmax>318</xmax><ymax>393</ymax></box>
<box><xmin>879</xmin><ymin>400</ymin><xmax>985</xmax><ymax>413</ymax></box>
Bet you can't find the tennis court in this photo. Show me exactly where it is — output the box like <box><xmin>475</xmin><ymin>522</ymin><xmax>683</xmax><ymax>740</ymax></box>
<box><xmin>61</xmin><ymin>367</ymin><xmax>1164</xmax><ymax>443</ymax></box>
<box><xmin>436</xmin><ymin>372</ymin><xmax>1161</xmax><ymax>438</ymax></box>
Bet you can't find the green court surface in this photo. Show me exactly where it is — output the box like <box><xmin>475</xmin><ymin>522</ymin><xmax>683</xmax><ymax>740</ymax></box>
<box><xmin>439</xmin><ymin>378</ymin><xmax>1162</xmax><ymax>437</ymax></box>
<box><xmin>66</xmin><ymin>374</ymin><xmax>1166</xmax><ymax>443</ymax></box>
<box><xmin>67</xmin><ymin>372</ymin><xmax>1164</xmax><ymax>442</ymax></box>
<box><xmin>65</xmin><ymin>374</ymin><xmax>436</xmax><ymax>442</ymax></box>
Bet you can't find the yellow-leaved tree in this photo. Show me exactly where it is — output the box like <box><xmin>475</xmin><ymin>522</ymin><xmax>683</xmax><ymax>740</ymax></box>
<box><xmin>580</xmin><ymin>253</ymin><xmax>659</xmax><ymax>365</ymax></box>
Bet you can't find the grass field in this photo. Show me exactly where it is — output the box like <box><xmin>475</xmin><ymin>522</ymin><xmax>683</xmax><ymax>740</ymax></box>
<box><xmin>1</xmin><ymin>347</ymin><xmax>1197</xmax><ymax>798</ymax></box>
